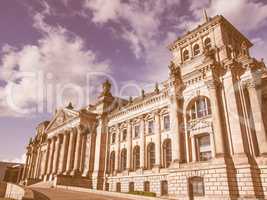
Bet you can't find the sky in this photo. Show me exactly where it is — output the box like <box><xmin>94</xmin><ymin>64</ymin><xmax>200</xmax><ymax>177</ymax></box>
<box><xmin>0</xmin><ymin>0</ymin><xmax>267</xmax><ymax>163</ymax></box>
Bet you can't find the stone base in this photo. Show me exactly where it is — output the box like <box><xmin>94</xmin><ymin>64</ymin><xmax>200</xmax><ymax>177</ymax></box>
<box><xmin>92</xmin><ymin>176</ymin><xmax>104</xmax><ymax>190</ymax></box>
<box><xmin>56</xmin><ymin>175</ymin><xmax>92</xmax><ymax>189</ymax></box>
<box><xmin>24</xmin><ymin>178</ymin><xmax>41</xmax><ymax>186</ymax></box>
<box><xmin>106</xmin><ymin>160</ymin><xmax>267</xmax><ymax>199</ymax></box>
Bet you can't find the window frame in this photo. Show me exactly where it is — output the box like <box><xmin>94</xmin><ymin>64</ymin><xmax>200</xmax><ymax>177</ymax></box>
<box><xmin>148</xmin><ymin>120</ymin><xmax>154</xmax><ymax>135</ymax></box>
<box><xmin>109</xmin><ymin>151</ymin><xmax>115</xmax><ymax>174</ymax></box>
<box><xmin>133</xmin><ymin>145</ymin><xmax>140</xmax><ymax>170</ymax></box>
<box><xmin>147</xmin><ymin>143</ymin><xmax>156</xmax><ymax>169</ymax></box>
<box><xmin>162</xmin><ymin>139</ymin><xmax>172</xmax><ymax>168</ymax></box>
<box><xmin>120</xmin><ymin>148</ymin><xmax>127</xmax><ymax>171</ymax></box>
<box><xmin>196</xmin><ymin>134</ymin><xmax>212</xmax><ymax>162</ymax></box>
<box><xmin>111</xmin><ymin>133</ymin><xmax>116</xmax><ymax>144</ymax></box>
<box><xmin>134</xmin><ymin>125</ymin><xmax>140</xmax><ymax>138</ymax></box>
<box><xmin>144</xmin><ymin>181</ymin><xmax>150</xmax><ymax>192</ymax></box>
<box><xmin>189</xmin><ymin>177</ymin><xmax>205</xmax><ymax>197</ymax></box>
<box><xmin>183</xmin><ymin>49</ymin><xmax>190</xmax><ymax>61</ymax></box>
<box><xmin>122</xmin><ymin>129</ymin><xmax>127</xmax><ymax>141</ymax></box>
<box><xmin>193</xmin><ymin>44</ymin><xmax>200</xmax><ymax>56</ymax></box>
<box><xmin>163</xmin><ymin>114</ymin><xmax>170</xmax><ymax>131</ymax></box>
<box><xmin>204</xmin><ymin>37</ymin><xmax>212</xmax><ymax>49</ymax></box>
<box><xmin>187</xmin><ymin>97</ymin><xmax>211</xmax><ymax>122</ymax></box>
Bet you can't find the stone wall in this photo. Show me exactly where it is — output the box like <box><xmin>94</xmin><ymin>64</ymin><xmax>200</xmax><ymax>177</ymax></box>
<box><xmin>105</xmin><ymin>162</ymin><xmax>267</xmax><ymax>200</ymax></box>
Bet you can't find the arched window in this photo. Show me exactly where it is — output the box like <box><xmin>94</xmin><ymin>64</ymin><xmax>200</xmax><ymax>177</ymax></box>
<box><xmin>183</xmin><ymin>50</ymin><xmax>189</xmax><ymax>61</ymax></box>
<box><xmin>109</xmin><ymin>151</ymin><xmax>115</xmax><ymax>174</ymax></box>
<box><xmin>163</xmin><ymin>139</ymin><xmax>172</xmax><ymax>168</ymax></box>
<box><xmin>193</xmin><ymin>44</ymin><xmax>200</xmax><ymax>56</ymax></box>
<box><xmin>120</xmin><ymin>148</ymin><xmax>127</xmax><ymax>171</ymax></box>
<box><xmin>187</xmin><ymin>96</ymin><xmax>211</xmax><ymax>121</ymax></box>
<box><xmin>133</xmin><ymin>145</ymin><xmax>140</xmax><ymax>170</ymax></box>
<box><xmin>147</xmin><ymin>143</ymin><xmax>155</xmax><ymax>169</ymax></box>
<box><xmin>204</xmin><ymin>37</ymin><xmax>211</xmax><ymax>49</ymax></box>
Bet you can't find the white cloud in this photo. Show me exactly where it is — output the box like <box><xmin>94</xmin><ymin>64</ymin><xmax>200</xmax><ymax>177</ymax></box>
<box><xmin>83</xmin><ymin>0</ymin><xmax>181</xmax><ymax>82</ymax></box>
<box><xmin>84</xmin><ymin>0</ymin><xmax>121</xmax><ymax>23</ymax></box>
<box><xmin>0</xmin><ymin>11</ymin><xmax>110</xmax><ymax>117</ymax></box>
<box><xmin>251</xmin><ymin>37</ymin><xmax>267</xmax><ymax>62</ymax></box>
<box><xmin>179</xmin><ymin>0</ymin><xmax>267</xmax><ymax>33</ymax></box>
<box><xmin>1</xmin><ymin>153</ymin><xmax>26</xmax><ymax>164</ymax></box>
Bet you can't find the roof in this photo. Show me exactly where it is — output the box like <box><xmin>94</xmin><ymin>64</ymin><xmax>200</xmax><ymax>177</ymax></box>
<box><xmin>168</xmin><ymin>15</ymin><xmax>253</xmax><ymax>51</ymax></box>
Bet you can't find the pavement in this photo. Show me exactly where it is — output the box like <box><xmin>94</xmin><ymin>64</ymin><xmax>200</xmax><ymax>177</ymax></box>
<box><xmin>30</xmin><ymin>187</ymin><xmax>135</xmax><ymax>200</ymax></box>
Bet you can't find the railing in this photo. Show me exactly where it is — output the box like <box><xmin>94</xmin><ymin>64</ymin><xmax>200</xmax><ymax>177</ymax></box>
<box><xmin>4</xmin><ymin>182</ymin><xmax>25</xmax><ymax>200</ymax></box>
<box><xmin>0</xmin><ymin>181</ymin><xmax>50</xmax><ymax>200</ymax></box>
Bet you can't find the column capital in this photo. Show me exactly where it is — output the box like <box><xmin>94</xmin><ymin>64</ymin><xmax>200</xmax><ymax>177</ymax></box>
<box><xmin>126</xmin><ymin>119</ymin><xmax>132</xmax><ymax>125</ymax></box>
<box><xmin>152</xmin><ymin>109</ymin><xmax>160</xmax><ymax>116</ymax></box>
<box><xmin>205</xmin><ymin>78</ymin><xmax>221</xmax><ymax>90</ymax></box>
<box><xmin>138</xmin><ymin>114</ymin><xmax>146</xmax><ymax>120</ymax></box>
<box><xmin>242</xmin><ymin>79</ymin><xmax>258</xmax><ymax>89</ymax></box>
<box><xmin>115</xmin><ymin>123</ymin><xmax>120</xmax><ymax>130</ymax></box>
<box><xmin>77</xmin><ymin>124</ymin><xmax>85</xmax><ymax>132</ymax></box>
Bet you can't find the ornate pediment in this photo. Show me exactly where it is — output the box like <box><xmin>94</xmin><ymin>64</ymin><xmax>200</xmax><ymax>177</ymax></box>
<box><xmin>45</xmin><ymin>108</ymin><xmax>79</xmax><ymax>132</ymax></box>
<box><xmin>188</xmin><ymin>119</ymin><xmax>212</xmax><ymax>132</ymax></box>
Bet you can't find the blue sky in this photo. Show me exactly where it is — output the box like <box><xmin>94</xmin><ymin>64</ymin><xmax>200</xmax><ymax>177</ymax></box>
<box><xmin>0</xmin><ymin>0</ymin><xmax>267</xmax><ymax>162</ymax></box>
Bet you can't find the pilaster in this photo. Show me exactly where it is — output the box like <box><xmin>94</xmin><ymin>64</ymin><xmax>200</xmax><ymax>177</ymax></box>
<box><xmin>126</xmin><ymin>120</ymin><xmax>132</xmax><ymax>171</ymax></box>
<box><xmin>154</xmin><ymin>110</ymin><xmax>161</xmax><ymax>167</ymax></box>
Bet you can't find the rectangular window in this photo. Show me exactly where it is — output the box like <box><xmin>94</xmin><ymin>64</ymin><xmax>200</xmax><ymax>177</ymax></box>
<box><xmin>144</xmin><ymin>181</ymin><xmax>150</xmax><ymax>192</ymax></box>
<box><xmin>161</xmin><ymin>180</ymin><xmax>168</xmax><ymax>196</ymax></box>
<box><xmin>111</xmin><ymin>133</ymin><xmax>116</xmax><ymax>144</ymax></box>
<box><xmin>129</xmin><ymin>182</ymin><xmax>134</xmax><ymax>192</ymax></box>
<box><xmin>134</xmin><ymin>125</ymin><xmax>140</xmax><ymax>138</ymax></box>
<box><xmin>116</xmin><ymin>182</ymin><xmax>121</xmax><ymax>192</ymax></box>
<box><xmin>198</xmin><ymin>135</ymin><xmax>212</xmax><ymax>161</ymax></box>
<box><xmin>163</xmin><ymin>115</ymin><xmax>170</xmax><ymax>131</ymax></box>
<box><xmin>122</xmin><ymin>129</ymin><xmax>127</xmax><ymax>141</ymax></box>
<box><xmin>148</xmin><ymin>120</ymin><xmax>154</xmax><ymax>134</ymax></box>
<box><xmin>191</xmin><ymin>177</ymin><xmax>205</xmax><ymax>196</ymax></box>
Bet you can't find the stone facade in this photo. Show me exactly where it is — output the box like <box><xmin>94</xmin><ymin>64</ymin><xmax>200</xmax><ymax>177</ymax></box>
<box><xmin>22</xmin><ymin>14</ymin><xmax>267</xmax><ymax>199</ymax></box>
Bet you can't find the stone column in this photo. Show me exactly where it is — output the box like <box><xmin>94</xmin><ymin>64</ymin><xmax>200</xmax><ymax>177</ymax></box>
<box><xmin>169</xmin><ymin>95</ymin><xmax>181</xmax><ymax>162</ymax></box>
<box><xmin>66</xmin><ymin>129</ymin><xmax>76</xmax><ymax>174</ymax></box>
<box><xmin>191</xmin><ymin>136</ymin><xmax>197</xmax><ymax>162</ymax></box>
<box><xmin>223</xmin><ymin>67</ymin><xmax>246</xmax><ymax>155</ymax></box>
<box><xmin>140</xmin><ymin>115</ymin><xmax>145</xmax><ymax>169</ymax></box>
<box><xmin>115</xmin><ymin>125</ymin><xmax>120</xmax><ymax>172</ymax></box>
<box><xmin>34</xmin><ymin>148</ymin><xmax>41</xmax><ymax>179</ymax></box>
<box><xmin>73</xmin><ymin>126</ymin><xmax>83</xmax><ymax>174</ymax></box>
<box><xmin>52</xmin><ymin>136</ymin><xmax>61</xmax><ymax>174</ymax></box>
<box><xmin>83</xmin><ymin>133</ymin><xmax>92</xmax><ymax>176</ymax></box>
<box><xmin>58</xmin><ymin>132</ymin><xmax>69</xmax><ymax>174</ymax></box>
<box><xmin>28</xmin><ymin>149</ymin><xmax>35</xmax><ymax>179</ymax></box>
<box><xmin>43</xmin><ymin>140</ymin><xmax>51</xmax><ymax>176</ymax></box>
<box><xmin>22</xmin><ymin>152</ymin><xmax>30</xmax><ymax>180</ymax></box>
<box><xmin>205</xmin><ymin>79</ymin><xmax>225</xmax><ymax>157</ymax></box>
<box><xmin>246</xmin><ymin>79</ymin><xmax>267</xmax><ymax>155</ymax></box>
<box><xmin>126</xmin><ymin>120</ymin><xmax>132</xmax><ymax>170</ymax></box>
<box><xmin>47</xmin><ymin>138</ymin><xmax>55</xmax><ymax>174</ymax></box>
<box><xmin>79</xmin><ymin>133</ymin><xmax>87</xmax><ymax>173</ymax></box>
<box><xmin>154</xmin><ymin>110</ymin><xmax>161</xmax><ymax>167</ymax></box>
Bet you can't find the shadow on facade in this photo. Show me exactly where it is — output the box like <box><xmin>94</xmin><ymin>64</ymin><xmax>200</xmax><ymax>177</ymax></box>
<box><xmin>225</xmin><ymin>158</ymin><xmax>239</xmax><ymax>200</ymax></box>
<box><xmin>249</xmin><ymin>157</ymin><xmax>264</xmax><ymax>199</ymax></box>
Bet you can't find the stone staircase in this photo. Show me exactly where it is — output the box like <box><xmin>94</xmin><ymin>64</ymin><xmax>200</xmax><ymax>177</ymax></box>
<box><xmin>30</xmin><ymin>181</ymin><xmax>54</xmax><ymax>188</ymax></box>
